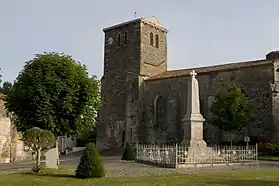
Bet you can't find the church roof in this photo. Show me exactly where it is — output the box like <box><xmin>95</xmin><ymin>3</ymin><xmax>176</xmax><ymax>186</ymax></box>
<box><xmin>141</xmin><ymin>16</ymin><xmax>166</xmax><ymax>30</ymax></box>
<box><xmin>147</xmin><ymin>59</ymin><xmax>269</xmax><ymax>81</ymax></box>
<box><xmin>103</xmin><ymin>16</ymin><xmax>167</xmax><ymax>32</ymax></box>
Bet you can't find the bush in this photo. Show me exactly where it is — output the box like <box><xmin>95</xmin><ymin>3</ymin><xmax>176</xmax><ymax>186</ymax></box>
<box><xmin>31</xmin><ymin>165</ymin><xmax>41</xmax><ymax>173</ymax></box>
<box><xmin>121</xmin><ymin>143</ymin><xmax>136</xmax><ymax>161</ymax></box>
<box><xmin>259</xmin><ymin>141</ymin><xmax>279</xmax><ymax>156</ymax></box>
<box><xmin>75</xmin><ymin>143</ymin><xmax>105</xmax><ymax>179</ymax></box>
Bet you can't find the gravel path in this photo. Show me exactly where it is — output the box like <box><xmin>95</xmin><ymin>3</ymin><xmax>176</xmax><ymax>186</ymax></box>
<box><xmin>103</xmin><ymin>157</ymin><xmax>279</xmax><ymax>177</ymax></box>
<box><xmin>1</xmin><ymin>155</ymin><xmax>279</xmax><ymax>177</ymax></box>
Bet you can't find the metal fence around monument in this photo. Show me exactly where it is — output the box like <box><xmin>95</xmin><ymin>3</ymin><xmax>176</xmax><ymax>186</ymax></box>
<box><xmin>135</xmin><ymin>143</ymin><xmax>258</xmax><ymax>168</ymax></box>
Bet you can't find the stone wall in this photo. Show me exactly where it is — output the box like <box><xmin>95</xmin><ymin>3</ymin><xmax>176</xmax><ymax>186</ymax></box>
<box><xmin>140</xmin><ymin>19</ymin><xmax>168</xmax><ymax>76</ymax></box>
<box><xmin>97</xmin><ymin>20</ymin><xmax>141</xmax><ymax>150</ymax></box>
<box><xmin>142</xmin><ymin>60</ymin><xmax>274</xmax><ymax>145</ymax></box>
<box><xmin>0</xmin><ymin>117</ymin><xmax>11</xmax><ymax>163</ymax></box>
<box><xmin>269</xmin><ymin>53</ymin><xmax>279</xmax><ymax>140</ymax></box>
<box><xmin>0</xmin><ymin>94</ymin><xmax>30</xmax><ymax>163</ymax></box>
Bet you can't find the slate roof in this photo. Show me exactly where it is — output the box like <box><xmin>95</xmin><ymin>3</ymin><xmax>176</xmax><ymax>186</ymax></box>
<box><xmin>147</xmin><ymin>59</ymin><xmax>269</xmax><ymax>81</ymax></box>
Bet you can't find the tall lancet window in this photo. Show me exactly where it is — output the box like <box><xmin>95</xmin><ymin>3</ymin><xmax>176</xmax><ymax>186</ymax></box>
<box><xmin>155</xmin><ymin>34</ymin><xmax>159</xmax><ymax>48</ymax></box>
<box><xmin>150</xmin><ymin>32</ymin><xmax>154</xmax><ymax>46</ymax></box>
<box><xmin>154</xmin><ymin>96</ymin><xmax>166</xmax><ymax>129</ymax></box>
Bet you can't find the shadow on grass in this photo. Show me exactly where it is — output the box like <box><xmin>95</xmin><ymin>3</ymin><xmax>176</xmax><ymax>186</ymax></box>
<box><xmin>21</xmin><ymin>172</ymin><xmax>75</xmax><ymax>179</ymax></box>
<box><xmin>259</xmin><ymin>158</ymin><xmax>279</xmax><ymax>162</ymax></box>
<box><xmin>207</xmin><ymin>179</ymin><xmax>279</xmax><ymax>186</ymax></box>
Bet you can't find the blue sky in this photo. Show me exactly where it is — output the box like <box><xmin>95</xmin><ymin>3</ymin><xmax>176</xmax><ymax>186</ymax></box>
<box><xmin>1</xmin><ymin>0</ymin><xmax>279</xmax><ymax>83</ymax></box>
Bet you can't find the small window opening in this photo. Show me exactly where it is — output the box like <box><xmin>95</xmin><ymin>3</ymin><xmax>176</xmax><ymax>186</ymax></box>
<box><xmin>124</xmin><ymin>32</ymin><xmax>127</xmax><ymax>44</ymax></box>
<box><xmin>155</xmin><ymin>34</ymin><xmax>159</xmax><ymax>48</ymax></box>
<box><xmin>118</xmin><ymin>34</ymin><xmax>121</xmax><ymax>46</ymax></box>
<box><xmin>150</xmin><ymin>32</ymin><xmax>154</xmax><ymax>46</ymax></box>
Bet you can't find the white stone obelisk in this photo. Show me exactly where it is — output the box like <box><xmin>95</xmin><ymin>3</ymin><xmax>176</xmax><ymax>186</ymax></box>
<box><xmin>182</xmin><ymin>70</ymin><xmax>207</xmax><ymax>148</ymax></box>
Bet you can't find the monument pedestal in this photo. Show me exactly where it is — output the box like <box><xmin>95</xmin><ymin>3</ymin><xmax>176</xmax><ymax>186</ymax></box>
<box><xmin>182</xmin><ymin>113</ymin><xmax>207</xmax><ymax>148</ymax></box>
<box><xmin>182</xmin><ymin>113</ymin><xmax>209</xmax><ymax>158</ymax></box>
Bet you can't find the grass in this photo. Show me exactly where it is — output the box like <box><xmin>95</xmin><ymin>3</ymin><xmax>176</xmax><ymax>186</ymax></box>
<box><xmin>1</xmin><ymin>168</ymin><xmax>279</xmax><ymax>186</ymax></box>
<box><xmin>259</xmin><ymin>155</ymin><xmax>279</xmax><ymax>161</ymax></box>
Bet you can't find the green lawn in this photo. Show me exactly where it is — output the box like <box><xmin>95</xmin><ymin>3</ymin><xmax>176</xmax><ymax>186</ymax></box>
<box><xmin>259</xmin><ymin>156</ymin><xmax>279</xmax><ymax>161</ymax></box>
<box><xmin>1</xmin><ymin>168</ymin><xmax>279</xmax><ymax>186</ymax></box>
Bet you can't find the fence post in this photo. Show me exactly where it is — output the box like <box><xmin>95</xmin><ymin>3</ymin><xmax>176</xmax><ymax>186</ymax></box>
<box><xmin>256</xmin><ymin>143</ymin><xmax>259</xmax><ymax>164</ymax></box>
<box><xmin>136</xmin><ymin>142</ymin><xmax>138</xmax><ymax>161</ymax></box>
<box><xmin>175</xmin><ymin>143</ymin><xmax>178</xmax><ymax>167</ymax></box>
<box><xmin>211</xmin><ymin>146</ymin><xmax>213</xmax><ymax>166</ymax></box>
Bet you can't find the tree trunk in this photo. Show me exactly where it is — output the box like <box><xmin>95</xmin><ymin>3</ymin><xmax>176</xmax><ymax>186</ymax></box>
<box><xmin>56</xmin><ymin>139</ymin><xmax>60</xmax><ymax>166</ymax></box>
<box><xmin>35</xmin><ymin>149</ymin><xmax>41</xmax><ymax>168</ymax></box>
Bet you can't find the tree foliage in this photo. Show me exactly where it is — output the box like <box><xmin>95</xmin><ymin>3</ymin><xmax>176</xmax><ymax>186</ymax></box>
<box><xmin>210</xmin><ymin>84</ymin><xmax>254</xmax><ymax>138</ymax></box>
<box><xmin>5</xmin><ymin>52</ymin><xmax>100</xmax><ymax>138</ymax></box>
<box><xmin>77</xmin><ymin>127</ymin><xmax>97</xmax><ymax>146</ymax></box>
<box><xmin>75</xmin><ymin>76</ymin><xmax>100</xmax><ymax>140</ymax></box>
<box><xmin>0</xmin><ymin>81</ymin><xmax>13</xmax><ymax>95</ymax></box>
<box><xmin>22</xmin><ymin>127</ymin><xmax>56</xmax><ymax>171</ymax></box>
<box><xmin>75</xmin><ymin>143</ymin><xmax>105</xmax><ymax>179</ymax></box>
<box><xmin>0</xmin><ymin>68</ymin><xmax>2</xmax><ymax>84</ymax></box>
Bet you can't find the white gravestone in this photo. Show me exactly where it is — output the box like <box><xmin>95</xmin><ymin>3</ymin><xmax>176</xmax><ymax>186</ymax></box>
<box><xmin>45</xmin><ymin>148</ymin><xmax>59</xmax><ymax>169</ymax></box>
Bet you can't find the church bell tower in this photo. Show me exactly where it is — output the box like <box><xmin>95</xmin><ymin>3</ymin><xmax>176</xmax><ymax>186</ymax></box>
<box><xmin>97</xmin><ymin>17</ymin><xmax>168</xmax><ymax>150</ymax></box>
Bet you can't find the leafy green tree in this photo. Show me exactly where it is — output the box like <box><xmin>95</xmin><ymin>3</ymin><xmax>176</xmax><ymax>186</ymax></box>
<box><xmin>0</xmin><ymin>81</ymin><xmax>13</xmax><ymax>95</ymax></box>
<box><xmin>75</xmin><ymin>143</ymin><xmax>105</xmax><ymax>179</ymax></box>
<box><xmin>22</xmin><ymin>127</ymin><xmax>56</xmax><ymax>172</ymax></box>
<box><xmin>5</xmin><ymin>52</ymin><xmax>100</xmax><ymax>140</ymax></box>
<box><xmin>77</xmin><ymin>127</ymin><xmax>97</xmax><ymax>146</ymax></box>
<box><xmin>210</xmin><ymin>84</ymin><xmax>254</xmax><ymax>144</ymax></box>
<box><xmin>76</xmin><ymin>76</ymin><xmax>100</xmax><ymax>144</ymax></box>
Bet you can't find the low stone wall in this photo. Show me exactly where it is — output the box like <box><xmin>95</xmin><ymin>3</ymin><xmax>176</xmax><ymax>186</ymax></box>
<box><xmin>0</xmin><ymin>117</ymin><xmax>11</xmax><ymax>163</ymax></box>
<box><xmin>0</xmin><ymin>117</ymin><xmax>31</xmax><ymax>163</ymax></box>
<box><xmin>0</xmin><ymin>93</ymin><xmax>32</xmax><ymax>163</ymax></box>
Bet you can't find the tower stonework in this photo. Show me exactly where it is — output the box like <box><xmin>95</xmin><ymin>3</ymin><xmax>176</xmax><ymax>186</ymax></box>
<box><xmin>97</xmin><ymin>17</ymin><xmax>168</xmax><ymax>150</ymax></box>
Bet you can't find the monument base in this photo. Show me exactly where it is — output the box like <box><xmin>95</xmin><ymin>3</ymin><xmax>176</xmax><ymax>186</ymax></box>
<box><xmin>181</xmin><ymin>139</ymin><xmax>207</xmax><ymax>148</ymax></box>
<box><xmin>180</xmin><ymin>140</ymin><xmax>221</xmax><ymax>163</ymax></box>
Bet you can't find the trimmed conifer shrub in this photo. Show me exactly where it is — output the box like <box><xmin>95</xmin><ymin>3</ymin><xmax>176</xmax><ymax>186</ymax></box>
<box><xmin>75</xmin><ymin>143</ymin><xmax>105</xmax><ymax>179</ymax></box>
<box><xmin>121</xmin><ymin>142</ymin><xmax>136</xmax><ymax>161</ymax></box>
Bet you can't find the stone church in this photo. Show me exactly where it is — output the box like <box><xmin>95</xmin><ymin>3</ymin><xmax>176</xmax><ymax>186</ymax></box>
<box><xmin>96</xmin><ymin>16</ymin><xmax>279</xmax><ymax>151</ymax></box>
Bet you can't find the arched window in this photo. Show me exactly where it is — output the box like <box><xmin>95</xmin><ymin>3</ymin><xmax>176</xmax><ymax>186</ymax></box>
<box><xmin>154</xmin><ymin>96</ymin><xmax>166</xmax><ymax>128</ymax></box>
<box><xmin>150</xmin><ymin>32</ymin><xmax>154</xmax><ymax>46</ymax></box>
<box><xmin>155</xmin><ymin>34</ymin><xmax>159</xmax><ymax>48</ymax></box>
